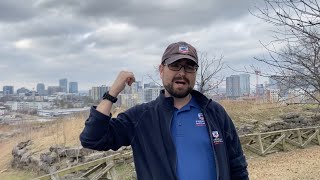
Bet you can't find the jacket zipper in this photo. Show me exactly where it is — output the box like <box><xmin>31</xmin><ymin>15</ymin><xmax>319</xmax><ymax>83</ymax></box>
<box><xmin>202</xmin><ymin>108</ymin><xmax>220</xmax><ymax>180</ymax></box>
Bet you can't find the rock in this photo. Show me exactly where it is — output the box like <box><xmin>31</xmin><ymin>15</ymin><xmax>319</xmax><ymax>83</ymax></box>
<box><xmin>311</xmin><ymin>114</ymin><xmax>320</xmax><ymax>122</ymax></box>
<box><xmin>16</xmin><ymin>149</ymin><xmax>27</xmax><ymax>158</ymax></box>
<box><xmin>79</xmin><ymin>147</ymin><xmax>96</xmax><ymax>156</ymax></box>
<box><xmin>302</xmin><ymin>117</ymin><xmax>316</xmax><ymax>125</ymax></box>
<box><xmin>279</xmin><ymin>112</ymin><xmax>300</xmax><ymax>119</ymax></box>
<box><xmin>82</xmin><ymin>152</ymin><xmax>105</xmax><ymax>163</ymax></box>
<box><xmin>283</xmin><ymin>117</ymin><xmax>304</xmax><ymax>124</ymax></box>
<box><xmin>16</xmin><ymin>140</ymin><xmax>32</xmax><ymax>149</ymax></box>
<box><xmin>39</xmin><ymin>161</ymin><xmax>50</xmax><ymax>173</ymax></box>
<box><xmin>262</xmin><ymin>119</ymin><xmax>286</xmax><ymax>131</ymax></box>
<box><xmin>65</xmin><ymin>148</ymin><xmax>81</xmax><ymax>158</ymax></box>
<box><xmin>50</xmin><ymin>145</ymin><xmax>67</xmax><ymax>157</ymax></box>
<box><xmin>263</xmin><ymin>119</ymin><xmax>285</xmax><ymax>128</ymax></box>
<box><xmin>237</xmin><ymin>124</ymin><xmax>255</xmax><ymax>135</ymax></box>
<box><xmin>11</xmin><ymin>156</ymin><xmax>21</xmax><ymax>168</ymax></box>
<box><xmin>65</xmin><ymin>147</ymin><xmax>96</xmax><ymax>158</ymax></box>
<box><xmin>12</xmin><ymin>146</ymin><xmax>19</xmax><ymax>156</ymax></box>
<box><xmin>132</xmin><ymin>171</ymin><xmax>137</xmax><ymax>179</ymax></box>
<box><xmin>247</xmin><ymin>119</ymin><xmax>259</xmax><ymax>125</ymax></box>
<box><xmin>40</xmin><ymin>152</ymin><xmax>58</xmax><ymax>164</ymax></box>
<box><xmin>30</xmin><ymin>155</ymin><xmax>41</xmax><ymax>167</ymax></box>
<box><xmin>130</xmin><ymin>162</ymin><xmax>135</xmax><ymax>168</ymax></box>
<box><xmin>48</xmin><ymin>165</ymin><xmax>59</xmax><ymax>173</ymax></box>
<box><xmin>104</xmin><ymin>150</ymin><xmax>117</xmax><ymax>156</ymax></box>
<box><xmin>20</xmin><ymin>152</ymin><xmax>31</xmax><ymax>165</ymax></box>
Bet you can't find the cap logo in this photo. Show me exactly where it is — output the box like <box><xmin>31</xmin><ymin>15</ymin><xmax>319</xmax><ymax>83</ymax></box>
<box><xmin>179</xmin><ymin>45</ymin><xmax>189</xmax><ymax>53</ymax></box>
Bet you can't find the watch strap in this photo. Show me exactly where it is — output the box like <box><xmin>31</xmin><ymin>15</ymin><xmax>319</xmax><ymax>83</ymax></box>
<box><xmin>102</xmin><ymin>91</ymin><xmax>118</xmax><ymax>103</ymax></box>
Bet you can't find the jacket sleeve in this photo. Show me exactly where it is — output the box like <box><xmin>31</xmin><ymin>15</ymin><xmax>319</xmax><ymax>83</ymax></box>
<box><xmin>222</xmin><ymin>109</ymin><xmax>249</xmax><ymax>180</ymax></box>
<box><xmin>79</xmin><ymin>106</ymin><xmax>136</xmax><ymax>151</ymax></box>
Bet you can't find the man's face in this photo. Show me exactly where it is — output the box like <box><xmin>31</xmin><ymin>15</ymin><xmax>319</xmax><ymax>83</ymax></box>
<box><xmin>159</xmin><ymin>59</ymin><xmax>197</xmax><ymax>98</ymax></box>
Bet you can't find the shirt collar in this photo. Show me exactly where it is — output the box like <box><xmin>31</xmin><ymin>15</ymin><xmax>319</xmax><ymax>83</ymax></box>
<box><xmin>176</xmin><ymin>95</ymin><xmax>200</xmax><ymax>112</ymax></box>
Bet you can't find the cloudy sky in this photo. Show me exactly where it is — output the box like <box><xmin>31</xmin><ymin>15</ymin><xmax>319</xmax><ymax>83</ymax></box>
<box><xmin>0</xmin><ymin>0</ymin><xmax>274</xmax><ymax>91</ymax></box>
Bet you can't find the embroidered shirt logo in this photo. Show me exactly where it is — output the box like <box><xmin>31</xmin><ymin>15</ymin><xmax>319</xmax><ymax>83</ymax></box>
<box><xmin>212</xmin><ymin>131</ymin><xmax>223</xmax><ymax>144</ymax></box>
<box><xmin>195</xmin><ymin>113</ymin><xmax>205</xmax><ymax>126</ymax></box>
<box><xmin>198</xmin><ymin>113</ymin><xmax>204</xmax><ymax>120</ymax></box>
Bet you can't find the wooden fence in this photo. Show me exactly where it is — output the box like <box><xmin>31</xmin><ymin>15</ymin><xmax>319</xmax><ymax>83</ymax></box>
<box><xmin>33</xmin><ymin>151</ymin><xmax>133</xmax><ymax>180</ymax></box>
<box><xmin>239</xmin><ymin>126</ymin><xmax>320</xmax><ymax>156</ymax></box>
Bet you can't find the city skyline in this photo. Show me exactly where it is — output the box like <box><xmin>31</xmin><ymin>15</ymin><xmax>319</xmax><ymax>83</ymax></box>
<box><xmin>0</xmin><ymin>1</ymin><xmax>273</xmax><ymax>92</ymax></box>
<box><xmin>0</xmin><ymin>73</ymin><xmax>269</xmax><ymax>95</ymax></box>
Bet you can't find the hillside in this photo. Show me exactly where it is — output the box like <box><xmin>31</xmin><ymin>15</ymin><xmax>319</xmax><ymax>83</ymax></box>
<box><xmin>0</xmin><ymin>102</ymin><xmax>319</xmax><ymax>179</ymax></box>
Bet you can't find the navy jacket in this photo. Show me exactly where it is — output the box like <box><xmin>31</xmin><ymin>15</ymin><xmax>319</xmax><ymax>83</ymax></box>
<box><xmin>80</xmin><ymin>90</ymin><xmax>248</xmax><ymax>180</ymax></box>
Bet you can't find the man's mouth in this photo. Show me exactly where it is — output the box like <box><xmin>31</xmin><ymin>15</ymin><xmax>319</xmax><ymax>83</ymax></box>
<box><xmin>173</xmin><ymin>77</ymin><xmax>189</xmax><ymax>86</ymax></box>
<box><xmin>174</xmin><ymin>80</ymin><xmax>187</xmax><ymax>85</ymax></box>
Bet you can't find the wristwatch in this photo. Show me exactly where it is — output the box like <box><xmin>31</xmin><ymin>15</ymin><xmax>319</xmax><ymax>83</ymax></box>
<box><xmin>102</xmin><ymin>91</ymin><xmax>118</xmax><ymax>103</ymax></box>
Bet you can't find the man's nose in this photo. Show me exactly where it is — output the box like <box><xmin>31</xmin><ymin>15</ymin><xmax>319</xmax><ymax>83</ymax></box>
<box><xmin>177</xmin><ymin>66</ymin><xmax>187</xmax><ymax>74</ymax></box>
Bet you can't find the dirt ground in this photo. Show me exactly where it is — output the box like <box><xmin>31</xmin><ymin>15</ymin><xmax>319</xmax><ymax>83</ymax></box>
<box><xmin>248</xmin><ymin>146</ymin><xmax>320</xmax><ymax>180</ymax></box>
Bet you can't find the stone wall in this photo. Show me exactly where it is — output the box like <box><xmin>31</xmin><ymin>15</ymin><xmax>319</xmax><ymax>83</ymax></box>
<box><xmin>11</xmin><ymin>140</ymin><xmax>132</xmax><ymax>177</ymax></box>
<box><xmin>237</xmin><ymin>112</ymin><xmax>320</xmax><ymax>135</ymax></box>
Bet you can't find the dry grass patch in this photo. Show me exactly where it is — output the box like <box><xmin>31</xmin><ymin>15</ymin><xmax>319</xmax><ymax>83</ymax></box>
<box><xmin>0</xmin><ymin>112</ymin><xmax>89</xmax><ymax>170</ymax></box>
<box><xmin>220</xmin><ymin>100</ymin><xmax>306</xmax><ymax>125</ymax></box>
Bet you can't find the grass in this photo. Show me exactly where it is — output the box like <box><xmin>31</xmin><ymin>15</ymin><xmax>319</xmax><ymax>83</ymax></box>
<box><xmin>114</xmin><ymin>163</ymin><xmax>135</xmax><ymax>180</ymax></box>
<box><xmin>220</xmin><ymin>100</ymin><xmax>307</xmax><ymax>125</ymax></box>
<box><xmin>0</xmin><ymin>112</ymin><xmax>89</xmax><ymax>170</ymax></box>
<box><xmin>0</xmin><ymin>169</ymin><xmax>37</xmax><ymax>180</ymax></box>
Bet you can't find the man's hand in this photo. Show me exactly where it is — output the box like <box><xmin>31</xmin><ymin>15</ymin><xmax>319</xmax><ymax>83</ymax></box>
<box><xmin>96</xmin><ymin>71</ymin><xmax>135</xmax><ymax>116</ymax></box>
<box><xmin>108</xmin><ymin>71</ymin><xmax>135</xmax><ymax>97</ymax></box>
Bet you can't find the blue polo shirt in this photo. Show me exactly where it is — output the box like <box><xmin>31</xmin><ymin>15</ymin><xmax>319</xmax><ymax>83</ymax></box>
<box><xmin>171</xmin><ymin>96</ymin><xmax>216</xmax><ymax>180</ymax></box>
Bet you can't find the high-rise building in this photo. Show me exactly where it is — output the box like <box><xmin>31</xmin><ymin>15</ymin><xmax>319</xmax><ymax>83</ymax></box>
<box><xmin>91</xmin><ymin>85</ymin><xmax>109</xmax><ymax>101</ymax></box>
<box><xmin>3</xmin><ymin>86</ymin><xmax>14</xmax><ymax>95</ymax></box>
<box><xmin>59</xmin><ymin>78</ymin><xmax>68</xmax><ymax>93</ymax></box>
<box><xmin>144</xmin><ymin>87</ymin><xmax>161</xmax><ymax>102</ymax></box>
<box><xmin>37</xmin><ymin>83</ymin><xmax>46</xmax><ymax>95</ymax></box>
<box><xmin>17</xmin><ymin>87</ymin><xmax>30</xmax><ymax>94</ymax></box>
<box><xmin>239</xmin><ymin>74</ymin><xmax>250</xmax><ymax>96</ymax></box>
<box><xmin>226</xmin><ymin>75</ymin><xmax>240</xmax><ymax>98</ymax></box>
<box><xmin>69</xmin><ymin>82</ymin><xmax>78</xmax><ymax>93</ymax></box>
<box><xmin>268</xmin><ymin>75</ymin><xmax>289</xmax><ymax>96</ymax></box>
<box><xmin>48</xmin><ymin>86</ymin><xmax>62</xmax><ymax>95</ymax></box>
<box><xmin>268</xmin><ymin>77</ymin><xmax>278</xmax><ymax>89</ymax></box>
<box><xmin>256</xmin><ymin>84</ymin><xmax>264</xmax><ymax>97</ymax></box>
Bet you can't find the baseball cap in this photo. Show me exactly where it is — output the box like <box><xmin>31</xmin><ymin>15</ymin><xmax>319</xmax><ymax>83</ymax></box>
<box><xmin>161</xmin><ymin>41</ymin><xmax>198</xmax><ymax>65</ymax></box>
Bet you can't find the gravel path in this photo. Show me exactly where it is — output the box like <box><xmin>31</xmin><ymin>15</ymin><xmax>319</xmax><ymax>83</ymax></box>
<box><xmin>248</xmin><ymin>146</ymin><xmax>320</xmax><ymax>180</ymax></box>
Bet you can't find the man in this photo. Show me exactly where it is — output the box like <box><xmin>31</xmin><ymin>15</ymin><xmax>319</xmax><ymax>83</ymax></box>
<box><xmin>80</xmin><ymin>41</ymin><xmax>249</xmax><ymax>180</ymax></box>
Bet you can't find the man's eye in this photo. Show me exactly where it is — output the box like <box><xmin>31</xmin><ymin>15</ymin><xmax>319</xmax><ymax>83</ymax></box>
<box><xmin>185</xmin><ymin>65</ymin><xmax>194</xmax><ymax>69</ymax></box>
<box><xmin>170</xmin><ymin>64</ymin><xmax>180</xmax><ymax>68</ymax></box>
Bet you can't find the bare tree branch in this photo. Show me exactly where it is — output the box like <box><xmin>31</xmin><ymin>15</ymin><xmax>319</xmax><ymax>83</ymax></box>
<box><xmin>252</xmin><ymin>0</ymin><xmax>320</xmax><ymax>103</ymax></box>
<box><xmin>196</xmin><ymin>52</ymin><xmax>225</xmax><ymax>95</ymax></box>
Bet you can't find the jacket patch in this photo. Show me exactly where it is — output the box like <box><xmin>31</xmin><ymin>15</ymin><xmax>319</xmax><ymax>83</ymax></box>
<box><xmin>212</xmin><ymin>131</ymin><xmax>223</xmax><ymax>144</ymax></box>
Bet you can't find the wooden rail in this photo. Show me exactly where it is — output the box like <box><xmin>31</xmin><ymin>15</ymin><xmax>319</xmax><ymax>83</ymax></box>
<box><xmin>239</xmin><ymin>126</ymin><xmax>320</xmax><ymax>156</ymax></box>
<box><xmin>33</xmin><ymin>151</ymin><xmax>133</xmax><ymax>180</ymax></box>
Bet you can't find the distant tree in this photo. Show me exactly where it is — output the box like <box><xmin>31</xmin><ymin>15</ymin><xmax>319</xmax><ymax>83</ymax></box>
<box><xmin>252</xmin><ymin>0</ymin><xmax>320</xmax><ymax>103</ymax></box>
<box><xmin>196</xmin><ymin>52</ymin><xmax>225</xmax><ymax>95</ymax></box>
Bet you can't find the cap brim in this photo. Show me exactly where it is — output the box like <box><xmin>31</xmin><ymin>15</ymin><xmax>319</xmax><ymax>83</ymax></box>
<box><xmin>164</xmin><ymin>54</ymin><xmax>198</xmax><ymax>65</ymax></box>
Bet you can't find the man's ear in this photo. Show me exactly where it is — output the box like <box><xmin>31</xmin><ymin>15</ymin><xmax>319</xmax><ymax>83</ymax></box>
<box><xmin>159</xmin><ymin>64</ymin><xmax>164</xmax><ymax>79</ymax></box>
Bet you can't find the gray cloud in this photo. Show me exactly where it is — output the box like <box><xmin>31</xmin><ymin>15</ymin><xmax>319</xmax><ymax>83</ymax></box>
<box><xmin>38</xmin><ymin>0</ymin><xmax>259</xmax><ymax>29</ymax></box>
<box><xmin>0</xmin><ymin>0</ymin><xmax>274</xmax><ymax>90</ymax></box>
<box><xmin>0</xmin><ymin>0</ymin><xmax>39</xmax><ymax>22</ymax></box>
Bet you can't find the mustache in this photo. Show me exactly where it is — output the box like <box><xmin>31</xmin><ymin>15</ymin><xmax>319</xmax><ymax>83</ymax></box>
<box><xmin>172</xmin><ymin>76</ymin><xmax>190</xmax><ymax>84</ymax></box>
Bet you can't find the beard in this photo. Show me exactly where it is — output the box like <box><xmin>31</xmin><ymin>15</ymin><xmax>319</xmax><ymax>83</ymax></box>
<box><xmin>163</xmin><ymin>76</ymin><xmax>193</xmax><ymax>98</ymax></box>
